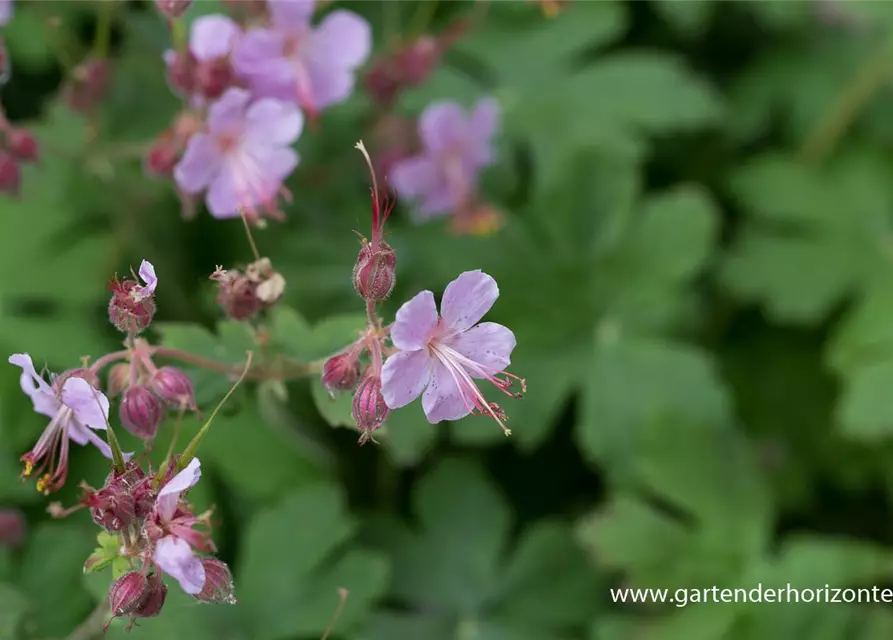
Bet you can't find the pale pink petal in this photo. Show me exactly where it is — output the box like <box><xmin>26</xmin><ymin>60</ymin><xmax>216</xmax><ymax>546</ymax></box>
<box><xmin>252</xmin><ymin>145</ymin><xmax>300</xmax><ymax>183</ymax></box>
<box><xmin>8</xmin><ymin>354</ymin><xmax>58</xmax><ymax>416</ymax></box>
<box><xmin>61</xmin><ymin>378</ymin><xmax>109</xmax><ymax>431</ymax></box>
<box><xmin>447</xmin><ymin>322</ymin><xmax>515</xmax><ymax>376</ymax></box>
<box><xmin>137</xmin><ymin>260</ymin><xmax>157</xmax><ymax>297</ymax></box>
<box><xmin>390</xmin><ymin>290</ymin><xmax>438</xmax><ymax>351</ymax></box>
<box><xmin>174</xmin><ymin>133</ymin><xmax>222</xmax><ymax>194</ymax></box>
<box><xmin>269</xmin><ymin>0</ymin><xmax>315</xmax><ymax>29</ymax></box>
<box><xmin>206</xmin><ymin>88</ymin><xmax>251</xmax><ymax>131</ymax></box>
<box><xmin>308</xmin><ymin>10</ymin><xmax>371</xmax><ymax>70</ymax></box>
<box><xmin>390</xmin><ymin>156</ymin><xmax>439</xmax><ymax>200</ymax></box>
<box><xmin>421</xmin><ymin>360</ymin><xmax>470</xmax><ymax>423</ymax></box>
<box><xmin>381</xmin><ymin>350</ymin><xmax>432</xmax><ymax>409</ymax></box>
<box><xmin>154</xmin><ymin>536</ymin><xmax>206</xmax><ymax>595</ymax></box>
<box><xmin>304</xmin><ymin>64</ymin><xmax>354</xmax><ymax>110</ymax></box>
<box><xmin>157</xmin><ymin>458</ymin><xmax>202</xmax><ymax>522</ymax></box>
<box><xmin>419</xmin><ymin>102</ymin><xmax>468</xmax><ymax>155</ymax></box>
<box><xmin>233</xmin><ymin>29</ymin><xmax>291</xmax><ymax>90</ymax></box>
<box><xmin>244</xmin><ymin>98</ymin><xmax>303</xmax><ymax>145</ymax></box>
<box><xmin>440</xmin><ymin>270</ymin><xmax>499</xmax><ymax>332</ymax></box>
<box><xmin>416</xmin><ymin>181</ymin><xmax>456</xmax><ymax>220</ymax></box>
<box><xmin>73</xmin><ymin>424</ymin><xmax>134</xmax><ymax>461</ymax></box>
<box><xmin>205</xmin><ymin>165</ymin><xmax>242</xmax><ymax>218</ymax></box>
<box><xmin>468</xmin><ymin>98</ymin><xmax>500</xmax><ymax>167</ymax></box>
<box><xmin>190</xmin><ymin>15</ymin><xmax>242</xmax><ymax>61</ymax></box>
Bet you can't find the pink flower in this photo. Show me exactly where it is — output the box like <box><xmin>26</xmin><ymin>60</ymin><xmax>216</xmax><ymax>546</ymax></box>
<box><xmin>173</xmin><ymin>87</ymin><xmax>302</xmax><ymax>221</ymax></box>
<box><xmin>135</xmin><ymin>260</ymin><xmax>157</xmax><ymax>300</ymax></box>
<box><xmin>0</xmin><ymin>1</ymin><xmax>13</xmax><ymax>27</ymax></box>
<box><xmin>381</xmin><ymin>270</ymin><xmax>524</xmax><ymax>434</ymax></box>
<box><xmin>152</xmin><ymin>458</ymin><xmax>206</xmax><ymax>595</ymax></box>
<box><xmin>233</xmin><ymin>0</ymin><xmax>371</xmax><ymax>118</ymax></box>
<box><xmin>390</xmin><ymin>99</ymin><xmax>499</xmax><ymax>222</ymax></box>
<box><xmin>9</xmin><ymin>353</ymin><xmax>116</xmax><ymax>493</ymax></box>
<box><xmin>164</xmin><ymin>15</ymin><xmax>242</xmax><ymax>104</ymax></box>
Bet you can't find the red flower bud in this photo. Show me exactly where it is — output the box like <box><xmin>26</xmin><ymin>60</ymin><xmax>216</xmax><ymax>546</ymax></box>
<box><xmin>150</xmin><ymin>366</ymin><xmax>196</xmax><ymax>410</ymax></box>
<box><xmin>195</xmin><ymin>59</ymin><xmax>234</xmax><ymax>101</ymax></box>
<box><xmin>352</xmin><ymin>241</ymin><xmax>396</xmax><ymax>302</ymax></box>
<box><xmin>165</xmin><ymin>50</ymin><xmax>195</xmax><ymax>97</ymax></box>
<box><xmin>194</xmin><ymin>558</ymin><xmax>237</xmax><ymax>604</ymax></box>
<box><xmin>103</xmin><ymin>461</ymin><xmax>154</xmax><ymax>520</ymax></box>
<box><xmin>108</xmin><ymin>572</ymin><xmax>149</xmax><ymax>619</ymax></box>
<box><xmin>211</xmin><ymin>267</ymin><xmax>262</xmax><ymax>321</ymax></box>
<box><xmin>134</xmin><ymin>573</ymin><xmax>167</xmax><ymax>618</ymax></box>
<box><xmin>155</xmin><ymin>0</ymin><xmax>193</xmax><ymax>18</ymax></box>
<box><xmin>145</xmin><ymin>136</ymin><xmax>180</xmax><ymax>178</ymax></box>
<box><xmin>107</xmin><ymin>363</ymin><xmax>131</xmax><ymax>397</ymax></box>
<box><xmin>108</xmin><ymin>279</ymin><xmax>156</xmax><ymax>334</ymax></box>
<box><xmin>6</xmin><ymin>127</ymin><xmax>39</xmax><ymax>162</ymax></box>
<box><xmin>63</xmin><ymin>58</ymin><xmax>110</xmax><ymax>114</ymax></box>
<box><xmin>85</xmin><ymin>485</ymin><xmax>137</xmax><ymax>532</ymax></box>
<box><xmin>0</xmin><ymin>509</ymin><xmax>26</xmax><ymax>548</ymax></box>
<box><xmin>0</xmin><ymin>150</ymin><xmax>20</xmax><ymax>197</ymax></box>
<box><xmin>120</xmin><ymin>386</ymin><xmax>164</xmax><ymax>440</ymax></box>
<box><xmin>352</xmin><ymin>375</ymin><xmax>389</xmax><ymax>443</ymax></box>
<box><xmin>52</xmin><ymin>367</ymin><xmax>102</xmax><ymax>393</ymax></box>
<box><xmin>322</xmin><ymin>350</ymin><xmax>361</xmax><ymax>392</ymax></box>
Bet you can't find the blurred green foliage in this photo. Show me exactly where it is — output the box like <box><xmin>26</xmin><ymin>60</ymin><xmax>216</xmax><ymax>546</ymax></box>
<box><xmin>3</xmin><ymin>1</ymin><xmax>893</xmax><ymax>639</ymax></box>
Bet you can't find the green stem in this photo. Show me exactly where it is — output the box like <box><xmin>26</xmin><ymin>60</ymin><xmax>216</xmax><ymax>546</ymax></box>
<box><xmin>93</xmin><ymin>0</ymin><xmax>115</xmax><ymax>59</ymax></box>
<box><xmin>800</xmin><ymin>37</ymin><xmax>893</xmax><ymax>166</ymax></box>
<box><xmin>171</xmin><ymin>351</ymin><xmax>253</xmax><ymax>478</ymax></box>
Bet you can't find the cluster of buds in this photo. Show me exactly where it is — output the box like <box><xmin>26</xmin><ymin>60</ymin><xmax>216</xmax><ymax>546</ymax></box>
<box><xmin>83</xmin><ymin>458</ymin><xmax>235</xmax><ymax>630</ymax></box>
<box><xmin>62</xmin><ymin>58</ymin><xmax>110</xmax><ymax>115</ymax></box>
<box><xmin>211</xmin><ymin>256</ymin><xmax>285</xmax><ymax>322</ymax></box>
<box><xmin>145</xmin><ymin>111</ymin><xmax>203</xmax><ymax>179</ymax></box>
<box><xmin>0</xmin><ymin>112</ymin><xmax>39</xmax><ymax>198</ymax></box>
<box><xmin>365</xmin><ymin>21</ymin><xmax>468</xmax><ymax>108</ymax></box>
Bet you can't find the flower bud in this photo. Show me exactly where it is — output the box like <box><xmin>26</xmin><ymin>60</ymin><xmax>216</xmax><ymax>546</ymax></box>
<box><xmin>120</xmin><ymin>386</ymin><xmax>164</xmax><ymax>440</ymax></box>
<box><xmin>195</xmin><ymin>59</ymin><xmax>234</xmax><ymax>101</ymax></box>
<box><xmin>322</xmin><ymin>351</ymin><xmax>361</xmax><ymax>392</ymax></box>
<box><xmin>108</xmin><ymin>572</ymin><xmax>148</xmax><ymax>618</ymax></box>
<box><xmin>352</xmin><ymin>375</ymin><xmax>389</xmax><ymax>443</ymax></box>
<box><xmin>0</xmin><ymin>150</ymin><xmax>20</xmax><ymax>197</ymax></box>
<box><xmin>155</xmin><ymin>0</ymin><xmax>193</xmax><ymax>19</ymax></box>
<box><xmin>134</xmin><ymin>573</ymin><xmax>167</xmax><ymax>618</ymax></box>
<box><xmin>352</xmin><ymin>241</ymin><xmax>396</xmax><ymax>302</ymax></box>
<box><xmin>164</xmin><ymin>50</ymin><xmax>195</xmax><ymax>97</ymax></box>
<box><xmin>145</xmin><ymin>135</ymin><xmax>180</xmax><ymax>178</ymax></box>
<box><xmin>0</xmin><ymin>509</ymin><xmax>26</xmax><ymax>548</ymax></box>
<box><xmin>52</xmin><ymin>367</ymin><xmax>102</xmax><ymax>394</ymax></box>
<box><xmin>194</xmin><ymin>558</ymin><xmax>236</xmax><ymax>604</ymax></box>
<box><xmin>108</xmin><ymin>279</ymin><xmax>156</xmax><ymax>334</ymax></box>
<box><xmin>85</xmin><ymin>486</ymin><xmax>137</xmax><ymax>532</ymax></box>
<box><xmin>63</xmin><ymin>58</ymin><xmax>110</xmax><ymax>114</ymax></box>
<box><xmin>150</xmin><ymin>366</ymin><xmax>196</xmax><ymax>410</ymax></box>
<box><xmin>6</xmin><ymin>127</ymin><xmax>38</xmax><ymax>162</ymax></box>
<box><xmin>211</xmin><ymin>268</ymin><xmax>262</xmax><ymax>321</ymax></box>
<box><xmin>107</xmin><ymin>363</ymin><xmax>131</xmax><ymax>397</ymax></box>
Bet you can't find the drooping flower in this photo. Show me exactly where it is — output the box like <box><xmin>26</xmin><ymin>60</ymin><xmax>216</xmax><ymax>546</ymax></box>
<box><xmin>151</xmin><ymin>458</ymin><xmax>208</xmax><ymax>595</ymax></box>
<box><xmin>164</xmin><ymin>15</ymin><xmax>242</xmax><ymax>103</ymax></box>
<box><xmin>380</xmin><ymin>270</ymin><xmax>524</xmax><ymax>434</ymax></box>
<box><xmin>390</xmin><ymin>99</ymin><xmax>500</xmax><ymax>222</ymax></box>
<box><xmin>174</xmin><ymin>87</ymin><xmax>302</xmax><ymax>221</ymax></box>
<box><xmin>233</xmin><ymin>0</ymin><xmax>371</xmax><ymax>118</ymax></box>
<box><xmin>9</xmin><ymin>353</ymin><xmax>117</xmax><ymax>493</ymax></box>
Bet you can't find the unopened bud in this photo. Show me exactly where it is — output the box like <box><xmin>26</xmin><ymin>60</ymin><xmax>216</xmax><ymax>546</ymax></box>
<box><xmin>145</xmin><ymin>136</ymin><xmax>180</xmax><ymax>178</ymax></box>
<box><xmin>211</xmin><ymin>268</ymin><xmax>262</xmax><ymax>321</ymax></box>
<box><xmin>0</xmin><ymin>509</ymin><xmax>26</xmax><ymax>548</ymax></box>
<box><xmin>108</xmin><ymin>572</ymin><xmax>148</xmax><ymax>619</ymax></box>
<box><xmin>6</xmin><ymin>127</ymin><xmax>39</xmax><ymax>162</ymax></box>
<box><xmin>63</xmin><ymin>58</ymin><xmax>110</xmax><ymax>114</ymax></box>
<box><xmin>155</xmin><ymin>0</ymin><xmax>193</xmax><ymax>19</ymax></box>
<box><xmin>195</xmin><ymin>59</ymin><xmax>234</xmax><ymax>101</ymax></box>
<box><xmin>322</xmin><ymin>351</ymin><xmax>361</xmax><ymax>392</ymax></box>
<box><xmin>352</xmin><ymin>241</ymin><xmax>396</xmax><ymax>302</ymax></box>
<box><xmin>150</xmin><ymin>366</ymin><xmax>196</xmax><ymax>410</ymax></box>
<box><xmin>85</xmin><ymin>486</ymin><xmax>137</xmax><ymax>532</ymax></box>
<box><xmin>164</xmin><ymin>50</ymin><xmax>195</xmax><ymax>97</ymax></box>
<box><xmin>0</xmin><ymin>150</ymin><xmax>20</xmax><ymax>197</ymax></box>
<box><xmin>120</xmin><ymin>386</ymin><xmax>164</xmax><ymax>440</ymax></box>
<box><xmin>108</xmin><ymin>279</ymin><xmax>156</xmax><ymax>334</ymax></box>
<box><xmin>352</xmin><ymin>375</ymin><xmax>389</xmax><ymax>443</ymax></box>
<box><xmin>107</xmin><ymin>363</ymin><xmax>131</xmax><ymax>397</ymax></box>
<box><xmin>134</xmin><ymin>573</ymin><xmax>167</xmax><ymax>618</ymax></box>
<box><xmin>194</xmin><ymin>558</ymin><xmax>236</xmax><ymax>604</ymax></box>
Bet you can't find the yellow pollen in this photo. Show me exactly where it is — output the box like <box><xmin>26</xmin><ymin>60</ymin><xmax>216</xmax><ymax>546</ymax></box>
<box><xmin>23</xmin><ymin>460</ymin><xmax>33</xmax><ymax>477</ymax></box>
<box><xmin>36</xmin><ymin>474</ymin><xmax>51</xmax><ymax>495</ymax></box>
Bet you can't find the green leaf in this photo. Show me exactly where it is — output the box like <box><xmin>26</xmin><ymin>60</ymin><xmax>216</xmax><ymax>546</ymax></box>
<box><xmin>19</xmin><ymin>522</ymin><xmax>95</xmax><ymax>637</ymax></box>
<box><xmin>653</xmin><ymin>0</ymin><xmax>715</xmax><ymax>37</ymax></box>
<box><xmin>238</xmin><ymin>483</ymin><xmax>389</xmax><ymax>637</ymax></box>
<box><xmin>0</xmin><ymin>583</ymin><xmax>29</xmax><ymax>640</ymax></box>
<box><xmin>577</xmin><ymin>330</ymin><xmax>731</xmax><ymax>473</ymax></box>
<box><xmin>379</xmin><ymin>400</ymin><xmax>437</xmax><ymax>467</ymax></box>
<box><xmin>723</xmin><ymin>151</ymin><xmax>890</xmax><ymax>322</ymax></box>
